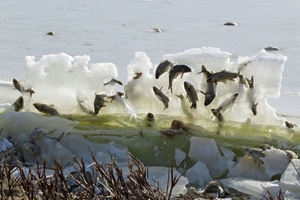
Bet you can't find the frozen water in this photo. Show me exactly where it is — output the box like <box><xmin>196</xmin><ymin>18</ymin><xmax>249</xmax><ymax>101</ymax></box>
<box><xmin>0</xmin><ymin>112</ymin><xmax>77</xmax><ymax>140</ymax></box>
<box><xmin>6</xmin><ymin>47</ymin><xmax>287</xmax><ymax>126</ymax></box>
<box><xmin>219</xmin><ymin>146</ymin><xmax>236</xmax><ymax>161</ymax></box>
<box><xmin>175</xmin><ymin>148</ymin><xmax>186</xmax><ymax>166</ymax></box>
<box><xmin>188</xmin><ymin>136</ymin><xmax>227</xmax><ymax>178</ymax></box>
<box><xmin>261</xmin><ymin>147</ymin><xmax>290</xmax><ymax>178</ymax></box>
<box><xmin>184</xmin><ymin>161</ymin><xmax>212</xmax><ymax>187</ymax></box>
<box><xmin>227</xmin><ymin>155</ymin><xmax>269</xmax><ymax>180</ymax></box>
<box><xmin>279</xmin><ymin>159</ymin><xmax>300</xmax><ymax>196</ymax></box>
<box><xmin>221</xmin><ymin>177</ymin><xmax>281</xmax><ymax>198</ymax></box>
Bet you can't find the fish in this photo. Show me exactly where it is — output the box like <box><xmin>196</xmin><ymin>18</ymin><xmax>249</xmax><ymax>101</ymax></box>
<box><xmin>285</xmin><ymin>121</ymin><xmax>297</xmax><ymax>129</ymax></box>
<box><xmin>202</xmin><ymin>180</ymin><xmax>225</xmax><ymax>198</ymax></box>
<box><xmin>198</xmin><ymin>65</ymin><xmax>216</xmax><ymax>106</ymax></box>
<box><xmin>220</xmin><ymin>93</ymin><xmax>239</xmax><ymax>111</ymax></box>
<box><xmin>211</xmin><ymin>107</ymin><xmax>224</xmax><ymax>122</ymax></box>
<box><xmin>107</xmin><ymin>92</ymin><xmax>124</xmax><ymax>103</ymax></box>
<box><xmin>12</xmin><ymin>96</ymin><xmax>24</xmax><ymax>112</ymax></box>
<box><xmin>94</xmin><ymin>93</ymin><xmax>107</xmax><ymax>115</ymax></box>
<box><xmin>155</xmin><ymin>60</ymin><xmax>173</xmax><ymax>79</ymax></box>
<box><xmin>77</xmin><ymin>96</ymin><xmax>95</xmax><ymax>115</ymax></box>
<box><xmin>146</xmin><ymin>112</ymin><xmax>155</xmax><ymax>121</ymax></box>
<box><xmin>133</xmin><ymin>72</ymin><xmax>142</xmax><ymax>79</ymax></box>
<box><xmin>184</xmin><ymin>81</ymin><xmax>198</xmax><ymax>109</ymax></box>
<box><xmin>30</xmin><ymin>127</ymin><xmax>57</xmax><ymax>142</ymax></box>
<box><xmin>246</xmin><ymin>76</ymin><xmax>254</xmax><ymax>88</ymax></box>
<box><xmin>33</xmin><ymin>103</ymin><xmax>59</xmax><ymax>116</ymax></box>
<box><xmin>251</xmin><ymin>101</ymin><xmax>258</xmax><ymax>115</ymax></box>
<box><xmin>211</xmin><ymin>93</ymin><xmax>239</xmax><ymax>122</ymax></box>
<box><xmin>13</xmin><ymin>78</ymin><xmax>35</xmax><ymax>97</ymax></box>
<box><xmin>244</xmin><ymin>148</ymin><xmax>265</xmax><ymax>167</ymax></box>
<box><xmin>238</xmin><ymin>74</ymin><xmax>247</xmax><ymax>85</ymax></box>
<box><xmin>207</xmin><ymin>70</ymin><xmax>239</xmax><ymax>84</ymax></box>
<box><xmin>168</xmin><ymin>64</ymin><xmax>191</xmax><ymax>93</ymax></box>
<box><xmin>23</xmin><ymin>141</ymin><xmax>41</xmax><ymax>155</ymax></box>
<box><xmin>197</xmin><ymin>65</ymin><xmax>212</xmax><ymax>79</ymax></box>
<box><xmin>200</xmin><ymin>82</ymin><xmax>216</xmax><ymax>106</ymax></box>
<box><xmin>103</xmin><ymin>78</ymin><xmax>123</xmax><ymax>86</ymax></box>
<box><xmin>153</xmin><ymin>86</ymin><xmax>169</xmax><ymax>110</ymax></box>
<box><xmin>246</xmin><ymin>76</ymin><xmax>258</xmax><ymax>115</ymax></box>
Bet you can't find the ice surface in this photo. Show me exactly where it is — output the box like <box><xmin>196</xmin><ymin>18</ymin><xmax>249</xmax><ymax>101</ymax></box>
<box><xmin>175</xmin><ymin>148</ymin><xmax>186</xmax><ymax>166</ymax></box>
<box><xmin>228</xmin><ymin>147</ymin><xmax>291</xmax><ymax>180</ymax></box>
<box><xmin>0</xmin><ymin>112</ymin><xmax>77</xmax><ymax>141</ymax></box>
<box><xmin>60</xmin><ymin>134</ymin><xmax>129</xmax><ymax>166</ymax></box>
<box><xmin>221</xmin><ymin>177</ymin><xmax>281</xmax><ymax>198</ymax></box>
<box><xmin>279</xmin><ymin>159</ymin><xmax>300</xmax><ymax>196</ymax></box>
<box><xmin>19</xmin><ymin>48</ymin><xmax>287</xmax><ymax>126</ymax></box>
<box><xmin>184</xmin><ymin>161</ymin><xmax>212</xmax><ymax>187</ymax></box>
<box><xmin>227</xmin><ymin>155</ymin><xmax>269</xmax><ymax>180</ymax></box>
<box><xmin>261</xmin><ymin>147</ymin><xmax>290</xmax><ymax>178</ymax></box>
<box><xmin>219</xmin><ymin>146</ymin><xmax>236</xmax><ymax>161</ymax></box>
<box><xmin>188</xmin><ymin>136</ymin><xmax>227</xmax><ymax>178</ymax></box>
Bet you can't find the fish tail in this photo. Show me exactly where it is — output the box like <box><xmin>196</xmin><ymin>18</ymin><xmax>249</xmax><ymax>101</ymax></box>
<box><xmin>164</xmin><ymin>104</ymin><xmax>169</xmax><ymax>110</ymax></box>
<box><xmin>190</xmin><ymin>103</ymin><xmax>197</xmax><ymax>109</ymax></box>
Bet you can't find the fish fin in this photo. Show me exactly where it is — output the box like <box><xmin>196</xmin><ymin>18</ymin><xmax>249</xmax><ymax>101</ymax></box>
<box><xmin>159</xmin><ymin>86</ymin><xmax>163</xmax><ymax>91</ymax></box>
<box><xmin>176</xmin><ymin>94</ymin><xmax>183</xmax><ymax>99</ymax></box>
<box><xmin>199</xmin><ymin>90</ymin><xmax>206</xmax><ymax>95</ymax></box>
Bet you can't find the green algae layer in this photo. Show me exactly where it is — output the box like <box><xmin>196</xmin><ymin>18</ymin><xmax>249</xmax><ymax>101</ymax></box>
<box><xmin>65</xmin><ymin>113</ymin><xmax>300</xmax><ymax>167</ymax></box>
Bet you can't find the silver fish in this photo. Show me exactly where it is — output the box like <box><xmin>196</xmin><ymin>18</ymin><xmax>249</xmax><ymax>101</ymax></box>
<box><xmin>103</xmin><ymin>78</ymin><xmax>123</xmax><ymax>86</ymax></box>
<box><xmin>251</xmin><ymin>101</ymin><xmax>258</xmax><ymax>115</ymax></box>
<box><xmin>94</xmin><ymin>93</ymin><xmax>107</xmax><ymax>115</ymax></box>
<box><xmin>184</xmin><ymin>81</ymin><xmax>198</xmax><ymax>109</ymax></box>
<box><xmin>284</xmin><ymin>150</ymin><xmax>298</xmax><ymax>161</ymax></box>
<box><xmin>197</xmin><ymin>65</ymin><xmax>212</xmax><ymax>79</ymax></box>
<box><xmin>246</xmin><ymin>76</ymin><xmax>254</xmax><ymax>88</ymax></box>
<box><xmin>23</xmin><ymin>141</ymin><xmax>41</xmax><ymax>155</ymax></box>
<box><xmin>244</xmin><ymin>148</ymin><xmax>265</xmax><ymax>167</ymax></box>
<box><xmin>12</xmin><ymin>96</ymin><xmax>24</xmax><ymax>112</ymax></box>
<box><xmin>246</xmin><ymin>76</ymin><xmax>258</xmax><ymax>115</ymax></box>
<box><xmin>207</xmin><ymin>70</ymin><xmax>239</xmax><ymax>84</ymax></box>
<box><xmin>30</xmin><ymin>127</ymin><xmax>57</xmax><ymax>142</ymax></box>
<box><xmin>33</xmin><ymin>103</ymin><xmax>59</xmax><ymax>116</ymax></box>
<box><xmin>198</xmin><ymin>65</ymin><xmax>216</xmax><ymax>106</ymax></box>
<box><xmin>153</xmin><ymin>86</ymin><xmax>169</xmax><ymax>110</ymax></box>
<box><xmin>155</xmin><ymin>60</ymin><xmax>173</xmax><ymax>79</ymax></box>
<box><xmin>107</xmin><ymin>92</ymin><xmax>124</xmax><ymax>103</ymax></box>
<box><xmin>201</xmin><ymin>82</ymin><xmax>216</xmax><ymax>106</ymax></box>
<box><xmin>77</xmin><ymin>97</ymin><xmax>95</xmax><ymax>115</ymax></box>
<box><xmin>202</xmin><ymin>180</ymin><xmax>225</xmax><ymax>198</ymax></box>
<box><xmin>211</xmin><ymin>107</ymin><xmax>224</xmax><ymax>122</ymax></box>
<box><xmin>168</xmin><ymin>64</ymin><xmax>191</xmax><ymax>93</ymax></box>
<box><xmin>13</xmin><ymin>78</ymin><xmax>35</xmax><ymax>97</ymax></box>
<box><xmin>133</xmin><ymin>72</ymin><xmax>142</xmax><ymax>79</ymax></box>
<box><xmin>285</xmin><ymin>121</ymin><xmax>297</xmax><ymax>129</ymax></box>
<box><xmin>220</xmin><ymin>93</ymin><xmax>239</xmax><ymax>111</ymax></box>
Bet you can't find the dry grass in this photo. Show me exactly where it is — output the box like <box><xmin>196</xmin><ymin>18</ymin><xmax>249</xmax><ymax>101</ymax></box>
<box><xmin>0</xmin><ymin>150</ymin><xmax>188</xmax><ymax>200</ymax></box>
